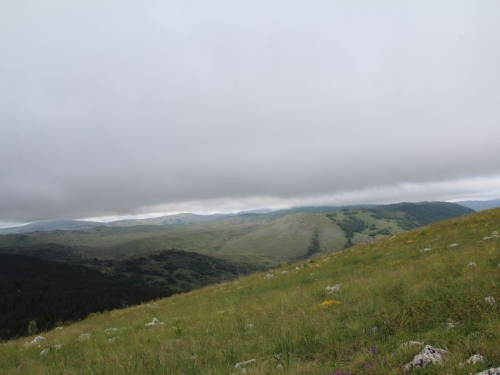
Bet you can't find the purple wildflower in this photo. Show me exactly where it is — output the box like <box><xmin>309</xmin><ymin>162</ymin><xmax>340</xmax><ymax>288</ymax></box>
<box><xmin>371</xmin><ymin>344</ymin><xmax>377</xmax><ymax>356</ymax></box>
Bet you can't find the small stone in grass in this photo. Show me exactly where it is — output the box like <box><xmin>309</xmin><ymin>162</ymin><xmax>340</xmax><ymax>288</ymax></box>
<box><xmin>78</xmin><ymin>333</ymin><xmax>91</xmax><ymax>341</ymax></box>
<box><xmin>399</xmin><ymin>341</ymin><xmax>424</xmax><ymax>348</ymax></box>
<box><xmin>325</xmin><ymin>284</ymin><xmax>342</xmax><ymax>293</ymax></box>
<box><xmin>235</xmin><ymin>359</ymin><xmax>256</xmax><ymax>373</ymax></box>
<box><xmin>476</xmin><ymin>367</ymin><xmax>500</xmax><ymax>375</ymax></box>
<box><xmin>145</xmin><ymin>317</ymin><xmax>165</xmax><ymax>327</ymax></box>
<box><xmin>22</xmin><ymin>336</ymin><xmax>46</xmax><ymax>347</ymax></box>
<box><xmin>402</xmin><ymin>345</ymin><xmax>447</xmax><ymax>372</ymax></box>
<box><xmin>485</xmin><ymin>296</ymin><xmax>495</xmax><ymax>306</ymax></box>
<box><xmin>458</xmin><ymin>354</ymin><xmax>484</xmax><ymax>367</ymax></box>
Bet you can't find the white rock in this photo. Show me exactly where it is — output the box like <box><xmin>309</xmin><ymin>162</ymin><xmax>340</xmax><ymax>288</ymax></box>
<box><xmin>325</xmin><ymin>284</ymin><xmax>342</xmax><ymax>293</ymax></box>
<box><xmin>245</xmin><ymin>324</ymin><xmax>254</xmax><ymax>329</ymax></box>
<box><xmin>459</xmin><ymin>354</ymin><xmax>484</xmax><ymax>366</ymax></box>
<box><xmin>446</xmin><ymin>322</ymin><xmax>455</xmax><ymax>329</ymax></box>
<box><xmin>23</xmin><ymin>336</ymin><xmax>46</xmax><ymax>347</ymax></box>
<box><xmin>78</xmin><ymin>333</ymin><xmax>91</xmax><ymax>341</ymax></box>
<box><xmin>484</xmin><ymin>237</ymin><xmax>491</xmax><ymax>241</ymax></box>
<box><xmin>235</xmin><ymin>359</ymin><xmax>256</xmax><ymax>373</ymax></box>
<box><xmin>492</xmin><ymin>231</ymin><xmax>499</xmax><ymax>237</ymax></box>
<box><xmin>402</xmin><ymin>345</ymin><xmax>447</xmax><ymax>372</ymax></box>
<box><xmin>469</xmin><ymin>262</ymin><xmax>477</xmax><ymax>268</ymax></box>
<box><xmin>399</xmin><ymin>341</ymin><xmax>424</xmax><ymax>348</ymax></box>
<box><xmin>420</xmin><ymin>248</ymin><xmax>433</xmax><ymax>252</ymax></box>
<box><xmin>39</xmin><ymin>348</ymin><xmax>50</xmax><ymax>356</ymax></box>
<box><xmin>371</xmin><ymin>327</ymin><xmax>378</xmax><ymax>334</ymax></box>
<box><xmin>108</xmin><ymin>337</ymin><xmax>118</xmax><ymax>343</ymax></box>
<box><xmin>264</xmin><ymin>274</ymin><xmax>273</xmax><ymax>280</ymax></box>
<box><xmin>485</xmin><ymin>296</ymin><xmax>496</xmax><ymax>306</ymax></box>
<box><xmin>281</xmin><ymin>271</ymin><xmax>288</xmax><ymax>274</ymax></box>
<box><xmin>449</xmin><ymin>243</ymin><xmax>459</xmax><ymax>247</ymax></box>
<box><xmin>294</xmin><ymin>266</ymin><xmax>300</xmax><ymax>270</ymax></box>
<box><xmin>55</xmin><ymin>326</ymin><xmax>63</xmax><ymax>330</ymax></box>
<box><xmin>53</xmin><ymin>344</ymin><xmax>62</xmax><ymax>350</ymax></box>
<box><xmin>145</xmin><ymin>317</ymin><xmax>165</xmax><ymax>327</ymax></box>
<box><xmin>477</xmin><ymin>368</ymin><xmax>500</xmax><ymax>375</ymax></box>
<box><xmin>104</xmin><ymin>327</ymin><xmax>119</xmax><ymax>333</ymax></box>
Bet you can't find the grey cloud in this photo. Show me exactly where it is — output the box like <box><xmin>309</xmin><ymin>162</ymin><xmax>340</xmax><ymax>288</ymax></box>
<box><xmin>1</xmin><ymin>1</ymin><xmax>500</xmax><ymax>222</ymax></box>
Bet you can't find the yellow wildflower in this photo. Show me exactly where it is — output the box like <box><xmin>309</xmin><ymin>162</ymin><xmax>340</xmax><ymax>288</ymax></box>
<box><xmin>320</xmin><ymin>300</ymin><xmax>341</xmax><ymax>309</ymax></box>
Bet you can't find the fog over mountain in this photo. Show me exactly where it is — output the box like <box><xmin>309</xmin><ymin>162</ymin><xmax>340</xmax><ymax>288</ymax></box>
<box><xmin>1</xmin><ymin>1</ymin><xmax>500</xmax><ymax>225</ymax></box>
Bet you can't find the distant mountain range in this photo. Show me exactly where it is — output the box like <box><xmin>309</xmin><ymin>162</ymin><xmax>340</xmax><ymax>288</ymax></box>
<box><xmin>105</xmin><ymin>213</ymin><xmax>232</xmax><ymax>227</ymax></box>
<box><xmin>454</xmin><ymin>198</ymin><xmax>500</xmax><ymax>211</ymax></box>
<box><xmin>0</xmin><ymin>201</ymin><xmax>479</xmax><ymax>235</ymax></box>
<box><xmin>0</xmin><ymin>213</ymin><xmax>236</xmax><ymax>234</ymax></box>
<box><xmin>0</xmin><ymin>219</ymin><xmax>101</xmax><ymax>234</ymax></box>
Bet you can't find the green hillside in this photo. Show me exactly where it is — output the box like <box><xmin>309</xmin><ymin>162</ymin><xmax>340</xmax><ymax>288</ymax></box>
<box><xmin>0</xmin><ymin>202</ymin><xmax>473</xmax><ymax>267</ymax></box>
<box><xmin>1</xmin><ymin>207</ymin><xmax>499</xmax><ymax>374</ymax></box>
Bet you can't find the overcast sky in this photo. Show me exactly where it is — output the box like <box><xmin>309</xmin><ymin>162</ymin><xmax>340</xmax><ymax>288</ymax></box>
<box><xmin>1</xmin><ymin>1</ymin><xmax>500</xmax><ymax>225</ymax></box>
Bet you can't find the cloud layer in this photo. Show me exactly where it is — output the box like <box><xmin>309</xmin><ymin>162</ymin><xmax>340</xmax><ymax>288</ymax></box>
<box><xmin>1</xmin><ymin>1</ymin><xmax>500</xmax><ymax>222</ymax></box>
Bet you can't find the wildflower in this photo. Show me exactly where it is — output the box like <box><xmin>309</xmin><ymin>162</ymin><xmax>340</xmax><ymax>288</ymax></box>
<box><xmin>320</xmin><ymin>300</ymin><xmax>341</xmax><ymax>309</ymax></box>
<box><xmin>371</xmin><ymin>345</ymin><xmax>377</xmax><ymax>356</ymax></box>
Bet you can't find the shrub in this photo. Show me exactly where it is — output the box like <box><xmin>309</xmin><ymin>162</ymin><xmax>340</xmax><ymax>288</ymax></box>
<box><xmin>27</xmin><ymin>320</ymin><xmax>37</xmax><ymax>335</ymax></box>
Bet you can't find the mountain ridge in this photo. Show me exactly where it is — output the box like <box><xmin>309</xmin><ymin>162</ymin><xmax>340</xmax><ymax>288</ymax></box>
<box><xmin>455</xmin><ymin>198</ymin><xmax>500</xmax><ymax>211</ymax></box>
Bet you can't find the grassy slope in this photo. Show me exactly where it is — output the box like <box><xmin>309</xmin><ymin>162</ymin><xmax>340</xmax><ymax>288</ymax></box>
<box><xmin>1</xmin><ymin>208</ymin><xmax>499</xmax><ymax>374</ymax></box>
